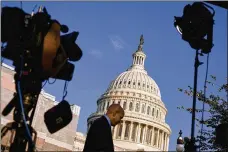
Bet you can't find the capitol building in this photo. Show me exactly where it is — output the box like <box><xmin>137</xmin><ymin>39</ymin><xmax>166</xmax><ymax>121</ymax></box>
<box><xmin>86</xmin><ymin>35</ymin><xmax>172</xmax><ymax>151</ymax></box>
<box><xmin>1</xmin><ymin>35</ymin><xmax>171</xmax><ymax>151</ymax></box>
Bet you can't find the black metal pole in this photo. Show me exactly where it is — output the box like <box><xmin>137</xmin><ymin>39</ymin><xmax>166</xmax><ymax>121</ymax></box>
<box><xmin>190</xmin><ymin>49</ymin><xmax>201</xmax><ymax>151</ymax></box>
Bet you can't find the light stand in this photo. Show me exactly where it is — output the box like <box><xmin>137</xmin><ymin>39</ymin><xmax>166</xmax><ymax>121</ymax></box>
<box><xmin>189</xmin><ymin>50</ymin><xmax>203</xmax><ymax>151</ymax></box>
<box><xmin>174</xmin><ymin>2</ymin><xmax>215</xmax><ymax>151</ymax></box>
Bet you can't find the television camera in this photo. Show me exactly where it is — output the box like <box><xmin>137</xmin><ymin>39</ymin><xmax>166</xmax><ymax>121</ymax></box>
<box><xmin>1</xmin><ymin>6</ymin><xmax>82</xmax><ymax>152</ymax></box>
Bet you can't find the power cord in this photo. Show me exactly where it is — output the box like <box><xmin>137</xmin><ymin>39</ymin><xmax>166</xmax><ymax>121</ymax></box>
<box><xmin>18</xmin><ymin>55</ymin><xmax>35</xmax><ymax>150</ymax></box>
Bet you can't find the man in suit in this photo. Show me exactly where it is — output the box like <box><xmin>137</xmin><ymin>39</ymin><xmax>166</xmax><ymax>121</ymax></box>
<box><xmin>83</xmin><ymin>104</ymin><xmax>125</xmax><ymax>152</ymax></box>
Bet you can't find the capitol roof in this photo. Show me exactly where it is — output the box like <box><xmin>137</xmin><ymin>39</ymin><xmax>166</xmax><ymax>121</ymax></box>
<box><xmin>106</xmin><ymin>35</ymin><xmax>161</xmax><ymax>98</ymax></box>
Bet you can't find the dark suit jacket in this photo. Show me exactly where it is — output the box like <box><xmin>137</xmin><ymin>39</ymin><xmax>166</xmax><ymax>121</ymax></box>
<box><xmin>83</xmin><ymin>116</ymin><xmax>114</xmax><ymax>152</ymax></box>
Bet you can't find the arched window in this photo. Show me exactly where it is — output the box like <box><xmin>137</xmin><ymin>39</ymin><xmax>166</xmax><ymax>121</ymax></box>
<box><xmin>141</xmin><ymin>104</ymin><xmax>145</xmax><ymax>113</ymax></box>
<box><xmin>124</xmin><ymin>123</ymin><xmax>130</xmax><ymax>139</ymax></box>
<box><xmin>123</xmin><ymin>101</ymin><xmax>127</xmax><ymax>110</ymax></box>
<box><xmin>152</xmin><ymin>108</ymin><xmax>155</xmax><ymax>116</ymax></box>
<box><xmin>118</xmin><ymin>100</ymin><xmax>121</xmax><ymax>105</ymax></box>
<box><xmin>136</xmin><ymin>103</ymin><xmax>140</xmax><ymax>112</ymax></box>
<box><xmin>129</xmin><ymin>102</ymin><xmax>133</xmax><ymax>111</ymax></box>
<box><xmin>147</xmin><ymin>106</ymin><xmax>151</xmax><ymax>115</ymax></box>
<box><xmin>156</xmin><ymin>110</ymin><xmax>159</xmax><ymax>118</ymax></box>
<box><xmin>117</xmin><ymin>123</ymin><xmax>123</xmax><ymax>139</ymax></box>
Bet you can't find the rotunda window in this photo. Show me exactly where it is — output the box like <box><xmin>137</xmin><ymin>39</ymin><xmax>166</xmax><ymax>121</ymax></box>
<box><xmin>136</xmin><ymin>103</ymin><xmax>140</xmax><ymax>112</ymax></box>
<box><xmin>133</xmin><ymin>82</ymin><xmax>135</xmax><ymax>85</ymax></box>
<box><xmin>147</xmin><ymin>106</ymin><xmax>151</xmax><ymax>115</ymax></box>
<box><xmin>123</xmin><ymin>101</ymin><xmax>127</xmax><ymax>110</ymax></box>
<box><xmin>156</xmin><ymin>110</ymin><xmax>159</xmax><ymax>118</ymax></box>
<box><xmin>118</xmin><ymin>100</ymin><xmax>121</xmax><ymax>105</ymax></box>
<box><xmin>124</xmin><ymin>81</ymin><xmax>126</xmax><ymax>84</ymax></box>
<box><xmin>138</xmin><ymin>82</ymin><xmax>140</xmax><ymax>86</ymax></box>
<box><xmin>152</xmin><ymin>108</ymin><xmax>155</xmax><ymax>116</ymax></box>
<box><xmin>143</xmin><ymin>83</ymin><xmax>145</xmax><ymax>87</ymax></box>
<box><xmin>129</xmin><ymin>102</ymin><xmax>133</xmax><ymax>111</ymax></box>
<box><xmin>147</xmin><ymin>85</ymin><xmax>149</xmax><ymax>88</ymax></box>
<box><xmin>128</xmin><ymin>81</ymin><xmax>131</xmax><ymax>85</ymax></box>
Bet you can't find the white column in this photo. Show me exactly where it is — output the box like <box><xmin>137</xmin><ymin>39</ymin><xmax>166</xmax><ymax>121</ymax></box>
<box><xmin>151</xmin><ymin>126</ymin><xmax>154</xmax><ymax>146</ymax></box>
<box><xmin>133</xmin><ymin>100</ymin><xmax>137</xmax><ymax>111</ymax></box>
<box><xmin>164</xmin><ymin>133</ymin><xmax>167</xmax><ymax>151</ymax></box>
<box><xmin>129</xmin><ymin>122</ymin><xmax>133</xmax><ymax>141</ymax></box>
<box><xmin>161</xmin><ymin>131</ymin><xmax>164</xmax><ymax>149</ymax></box>
<box><xmin>137</xmin><ymin>124</ymin><xmax>141</xmax><ymax>143</ymax></box>
<box><xmin>121</xmin><ymin>121</ymin><xmax>126</xmax><ymax>140</ymax></box>
<box><xmin>143</xmin><ymin>125</ymin><xmax>148</xmax><ymax>144</ymax></box>
<box><xmin>156</xmin><ymin>129</ymin><xmax>160</xmax><ymax>147</ymax></box>
<box><xmin>166</xmin><ymin>135</ymin><xmax>170</xmax><ymax>151</ymax></box>
<box><xmin>104</xmin><ymin>101</ymin><xmax>108</xmax><ymax>112</ymax></box>
<box><xmin>113</xmin><ymin>125</ymin><xmax>117</xmax><ymax>139</ymax></box>
<box><xmin>120</xmin><ymin>100</ymin><xmax>124</xmax><ymax>108</ymax></box>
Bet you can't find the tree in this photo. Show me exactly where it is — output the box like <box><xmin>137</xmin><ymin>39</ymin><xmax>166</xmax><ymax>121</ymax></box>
<box><xmin>177</xmin><ymin>75</ymin><xmax>228</xmax><ymax>151</ymax></box>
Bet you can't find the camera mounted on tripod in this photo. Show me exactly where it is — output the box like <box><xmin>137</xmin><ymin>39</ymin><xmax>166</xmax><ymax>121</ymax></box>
<box><xmin>1</xmin><ymin>5</ymin><xmax>82</xmax><ymax>152</ymax></box>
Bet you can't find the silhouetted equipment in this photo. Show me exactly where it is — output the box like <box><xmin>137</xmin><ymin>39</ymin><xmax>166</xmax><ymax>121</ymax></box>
<box><xmin>44</xmin><ymin>100</ymin><xmax>73</xmax><ymax>134</ymax></box>
<box><xmin>205</xmin><ymin>1</ymin><xmax>228</xmax><ymax>10</ymax></box>
<box><xmin>1</xmin><ymin>5</ymin><xmax>82</xmax><ymax>152</ymax></box>
<box><xmin>174</xmin><ymin>2</ymin><xmax>215</xmax><ymax>54</ymax></box>
<box><xmin>174</xmin><ymin>2</ymin><xmax>215</xmax><ymax>152</ymax></box>
<box><xmin>215</xmin><ymin>123</ymin><xmax>228</xmax><ymax>148</ymax></box>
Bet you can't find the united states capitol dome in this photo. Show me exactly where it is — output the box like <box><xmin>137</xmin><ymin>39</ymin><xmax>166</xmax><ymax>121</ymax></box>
<box><xmin>87</xmin><ymin>35</ymin><xmax>171</xmax><ymax>151</ymax></box>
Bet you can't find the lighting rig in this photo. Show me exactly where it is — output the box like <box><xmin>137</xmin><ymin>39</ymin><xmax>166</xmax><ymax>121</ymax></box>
<box><xmin>1</xmin><ymin>6</ymin><xmax>82</xmax><ymax>152</ymax></box>
<box><xmin>174</xmin><ymin>2</ymin><xmax>215</xmax><ymax>151</ymax></box>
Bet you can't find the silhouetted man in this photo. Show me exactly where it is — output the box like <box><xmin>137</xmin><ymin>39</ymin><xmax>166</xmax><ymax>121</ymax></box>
<box><xmin>83</xmin><ymin>104</ymin><xmax>125</xmax><ymax>152</ymax></box>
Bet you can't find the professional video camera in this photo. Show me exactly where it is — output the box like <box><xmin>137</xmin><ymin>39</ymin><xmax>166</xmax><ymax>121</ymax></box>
<box><xmin>1</xmin><ymin>6</ymin><xmax>82</xmax><ymax>152</ymax></box>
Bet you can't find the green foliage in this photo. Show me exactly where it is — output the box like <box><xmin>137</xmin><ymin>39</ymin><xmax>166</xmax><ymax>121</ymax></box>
<box><xmin>178</xmin><ymin>75</ymin><xmax>228</xmax><ymax>151</ymax></box>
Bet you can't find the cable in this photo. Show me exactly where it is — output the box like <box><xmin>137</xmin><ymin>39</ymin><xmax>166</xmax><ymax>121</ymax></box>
<box><xmin>199</xmin><ymin>53</ymin><xmax>210</xmax><ymax>150</ymax></box>
<box><xmin>48</xmin><ymin>78</ymin><xmax>56</xmax><ymax>84</ymax></box>
<box><xmin>62</xmin><ymin>81</ymin><xmax>69</xmax><ymax>101</ymax></box>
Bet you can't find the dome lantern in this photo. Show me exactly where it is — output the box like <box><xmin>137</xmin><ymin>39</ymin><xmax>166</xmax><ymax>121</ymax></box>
<box><xmin>131</xmin><ymin>35</ymin><xmax>147</xmax><ymax>71</ymax></box>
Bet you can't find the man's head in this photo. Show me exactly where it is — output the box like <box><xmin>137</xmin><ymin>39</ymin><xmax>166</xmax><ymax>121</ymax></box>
<box><xmin>106</xmin><ymin>104</ymin><xmax>125</xmax><ymax>126</ymax></box>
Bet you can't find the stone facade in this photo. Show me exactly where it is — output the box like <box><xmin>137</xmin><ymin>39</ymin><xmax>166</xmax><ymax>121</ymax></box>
<box><xmin>1</xmin><ymin>63</ymin><xmax>80</xmax><ymax>151</ymax></box>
